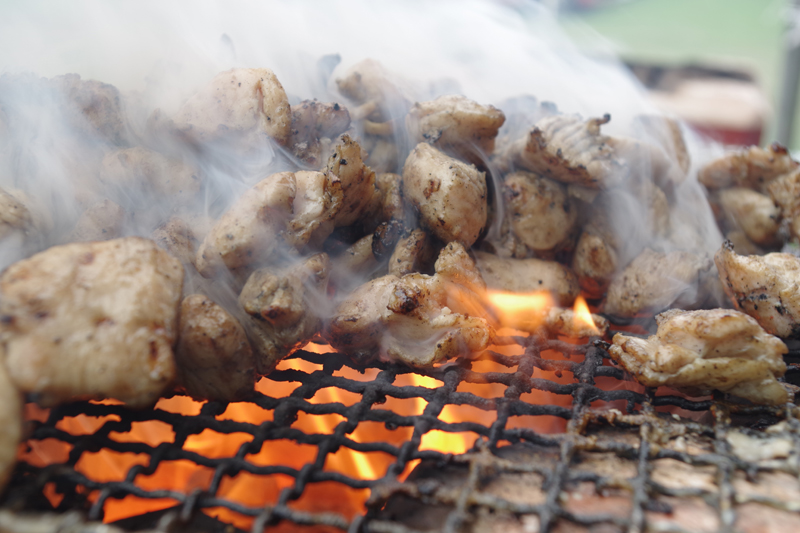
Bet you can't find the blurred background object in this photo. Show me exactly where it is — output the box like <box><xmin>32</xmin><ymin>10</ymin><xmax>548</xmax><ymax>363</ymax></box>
<box><xmin>556</xmin><ymin>0</ymin><xmax>791</xmax><ymax>148</ymax></box>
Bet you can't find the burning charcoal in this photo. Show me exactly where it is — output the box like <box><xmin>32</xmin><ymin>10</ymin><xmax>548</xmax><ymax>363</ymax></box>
<box><xmin>326</xmin><ymin>242</ymin><xmax>491</xmax><ymax>366</ymax></box>
<box><xmin>49</xmin><ymin>73</ymin><xmax>126</xmax><ymax>145</ymax></box>
<box><xmin>500</xmin><ymin>171</ymin><xmax>577</xmax><ymax>256</ymax></box>
<box><xmin>99</xmin><ymin>147</ymin><xmax>202</xmax><ymax>201</ymax></box>
<box><xmin>289</xmin><ymin>99</ymin><xmax>351</xmax><ymax>167</ymax></box>
<box><xmin>238</xmin><ymin>253</ymin><xmax>330</xmax><ymax>375</ymax></box>
<box><xmin>473</xmin><ymin>251</ymin><xmax>579</xmax><ymax>306</ymax></box>
<box><xmin>717</xmin><ymin>187</ymin><xmax>780</xmax><ymax>248</ymax></box>
<box><xmin>196</xmin><ymin>171</ymin><xmax>296</xmax><ymax>277</ymax></box>
<box><xmin>698</xmin><ymin>143</ymin><xmax>798</xmax><ymax>191</ymax></box>
<box><xmin>0</xmin><ymin>358</ymin><xmax>22</xmax><ymax>491</ymax></box>
<box><xmin>389</xmin><ymin>229</ymin><xmax>435</xmax><ymax>276</ymax></box>
<box><xmin>768</xmin><ymin>170</ymin><xmax>800</xmax><ymax>242</ymax></box>
<box><xmin>151</xmin><ymin>216</ymin><xmax>200</xmax><ymax>267</ymax></box>
<box><xmin>498</xmin><ymin>113</ymin><xmax>624</xmax><ymax>189</ymax></box>
<box><xmin>69</xmin><ymin>199</ymin><xmax>126</xmax><ymax>242</ymax></box>
<box><xmin>402</xmin><ymin>143</ymin><xmax>487</xmax><ymax>248</ymax></box>
<box><xmin>176</xmin><ymin>294</ymin><xmax>255</xmax><ymax>401</ymax></box>
<box><xmin>604</xmin><ymin>249</ymin><xmax>712</xmax><ymax>317</ymax></box>
<box><xmin>609</xmin><ymin>308</ymin><xmax>788</xmax><ymax>405</ymax></box>
<box><xmin>0</xmin><ymin>237</ymin><xmax>183</xmax><ymax>408</ymax></box>
<box><xmin>173</xmin><ymin>68</ymin><xmax>292</xmax><ymax>149</ymax></box>
<box><xmin>405</xmin><ymin>95</ymin><xmax>506</xmax><ymax>161</ymax></box>
<box><xmin>715</xmin><ymin>241</ymin><xmax>800</xmax><ymax>338</ymax></box>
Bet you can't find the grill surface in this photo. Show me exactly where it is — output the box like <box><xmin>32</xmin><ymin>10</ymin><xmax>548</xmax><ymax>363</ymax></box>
<box><xmin>3</xmin><ymin>330</ymin><xmax>800</xmax><ymax>532</ymax></box>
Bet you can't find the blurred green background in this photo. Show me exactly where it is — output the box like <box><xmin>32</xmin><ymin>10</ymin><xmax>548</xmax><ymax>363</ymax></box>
<box><xmin>558</xmin><ymin>0</ymin><xmax>790</xmax><ymax>147</ymax></box>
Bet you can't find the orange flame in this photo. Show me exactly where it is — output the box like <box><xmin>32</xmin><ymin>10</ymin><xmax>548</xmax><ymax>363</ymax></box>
<box><xmin>484</xmin><ymin>290</ymin><xmax>554</xmax><ymax>332</ymax></box>
<box><xmin>572</xmin><ymin>296</ymin><xmax>599</xmax><ymax>335</ymax></box>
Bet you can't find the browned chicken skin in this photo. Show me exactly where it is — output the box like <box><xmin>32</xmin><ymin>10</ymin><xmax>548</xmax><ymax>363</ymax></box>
<box><xmin>698</xmin><ymin>143</ymin><xmax>798</xmax><ymax>191</ymax></box>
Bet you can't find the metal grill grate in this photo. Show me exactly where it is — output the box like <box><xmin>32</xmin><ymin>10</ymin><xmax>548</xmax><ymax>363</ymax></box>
<box><xmin>3</xmin><ymin>331</ymin><xmax>800</xmax><ymax>533</ymax></box>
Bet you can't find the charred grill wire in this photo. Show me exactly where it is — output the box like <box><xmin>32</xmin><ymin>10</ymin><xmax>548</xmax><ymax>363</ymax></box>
<box><xmin>3</xmin><ymin>334</ymin><xmax>800</xmax><ymax>533</ymax></box>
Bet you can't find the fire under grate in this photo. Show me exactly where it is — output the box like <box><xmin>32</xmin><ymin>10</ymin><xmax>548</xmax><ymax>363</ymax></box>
<box><xmin>4</xmin><ymin>330</ymin><xmax>800</xmax><ymax>533</ymax></box>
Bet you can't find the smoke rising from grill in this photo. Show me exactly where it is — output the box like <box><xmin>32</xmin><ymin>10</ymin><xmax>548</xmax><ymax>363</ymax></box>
<box><xmin>0</xmin><ymin>0</ymin><xmax>723</xmax><ymax>329</ymax></box>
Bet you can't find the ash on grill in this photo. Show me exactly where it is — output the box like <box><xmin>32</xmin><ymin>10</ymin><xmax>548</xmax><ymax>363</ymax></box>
<box><xmin>4</xmin><ymin>332</ymin><xmax>800</xmax><ymax>533</ymax></box>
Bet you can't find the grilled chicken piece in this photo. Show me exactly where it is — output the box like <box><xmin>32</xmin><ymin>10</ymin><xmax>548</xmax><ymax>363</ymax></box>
<box><xmin>715</xmin><ymin>242</ymin><xmax>800</xmax><ymax>338</ymax></box>
<box><xmin>406</xmin><ymin>95</ymin><xmax>506</xmax><ymax>160</ymax></box>
<box><xmin>403</xmin><ymin>143</ymin><xmax>487</xmax><ymax>247</ymax></box>
<box><xmin>50</xmin><ymin>73</ymin><xmax>126</xmax><ymax>145</ymax></box>
<box><xmin>0</xmin><ymin>237</ymin><xmax>182</xmax><ymax>407</ymax></box>
<box><xmin>336</xmin><ymin>59</ymin><xmax>411</xmax><ymax>122</ymax></box>
<box><xmin>610</xmin><ymin>308</ymin><xmax>788</xmax><ymax>405</ymax></box>
<box><xmin>325</xmin><ymin>134</ymin><xmax>378</xmax><ymax>228</ymax></box>
<box><xmin>326</xmin><ymin>242</ymin><xmax>492</xmax><ymax>366</ymax></box>
<box><xmin>502</xmin><ymin>171</ymin><xmax>577</xmax><ymax>255</ymax></box>
<box><xmin>151</xmin><ymin>217</ymin><xmax>199</xmax><ymax>267</ymax></box>
<box><xmin>571</xmin><ymin>232</ymin><xmax>618</xmax><ymax>299</ymax></box>
<box><xmin>100</xmin><ymin>147</ymin><xmax>202</xmax><ymax>200</ymax></box>
<box><xmin>174</xmin><ymin>68</ymin><xmax>292</xmax><ymax>148</ymax></box>
<box><xmin>357</xmin><ymin>172</ymin><xmax>405</xmax><ymax>235</ymax></box>
<box><xmin>501</xmin><ymin>113</ymin><xmax>624</xmax><ymax>189</ymax></box>
<box><xmin>473</xmin><ymin>251</ymin><xmax>579</xmax><ymax>306</ymax></box>
<box><xmin>717</xmin><ymin>187</ymin><xmax>780</xmax><ymax>247</ymax></box>
<box><xmin>698</xmin><ymin>143</ymin><xmax>798</xmax><ymax>191</ymax></box>
<box><xmin>605</xmin><ymin>249</ymin><xmax>712</xmax><ymax>317</ymax></box>
<box><xmin>0</xmin><ymin>187</ymin><xmax>37</xmax><ymax>243</ymax></box>
<box><xmin>331</xmin><ymin>233</ymin><xmax>379</xmax><ymax>280</ymax></box>
<box><xmin>768</xmin><ymin>170</ymin><xmax>800</xmax><ymax>242</ymax></box>
<box><xmin>239</xmin><ymin>253</ymin><xmax>330</xmax><ymax>374</ymax></box>
<box><xmin>196</xmin><ymin>171</ymin><xmax>296</xmax><ymax>277</ymax></box>
<box><xmin>69</xmin><ymin>199</ymin><xmax>125</xmax><ymax>242</ymax></box>
<box><xmin>176</xmin><ymin>294</ymin><xmax>255</xmax><ymax>401</ymax></box>
<box><xmin>289</xmin><ymin>100</ymin><xmax>351</xmax><ymax>167</ymax></box>
<box><xmin>389</xmin><ymin>229</ymin><xmax>436</xmax><ymax>277</ymax></box>
<box><xmin>0</xmin><ymin>360</ymin><xmax>22</xmax><ymax>491</ymax></box>
<box><xmin>284</xmin><ymin>169</ymin><xmax>340</xmax><ymax>249</ymax></box>
<box><xmin>634</xmin><ymin>114</ymin><xmax>691</xmax><ymax>179</ymax></box>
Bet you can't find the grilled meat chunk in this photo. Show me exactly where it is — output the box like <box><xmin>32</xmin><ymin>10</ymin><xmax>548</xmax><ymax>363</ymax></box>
<box><xmin>196</xmin><ymin>172</ymin><xmax>296</xmax><ymax>277</ymax></box>
<box><xmin>151</xmin><ymin>217</ymin><xmax>199</xmax><ymax>267</ymax></box>
<box><xmin>0</xmin><ymin>360</ymin><xmax>22</xmax><ymax>491</ymax></box>
<box><xmin>768</xmin><ymin>170</ymin><xmax>800</xmax><ymax>242</ymax></box>
<box><xmin>0</xmin><ymin>237</ymin><xmax>183</xmax><ymax>407</ymax></box>
<box><xmin>473</xmin><ymin>251</ymin><xmax>579</xmax><ymax>306</ymax></box>
<box><xmin>389</xmin><ymin>229</ymin><xmax>435</xmax><ymax>277</ymax></box>
<box><xmin>326</xmin><ymin>242</ymin><xmax>492</xmax><ymax>366</ymax></box>
<box><xmin>174</xmin><ymin>68</ymin><xmax>292</xmax><ymax>148</ymax></box>
<box><xmin>502</xmin><ymin>171</ymin><xmax>577</xmax><ymax>255</ymax></box>
<box><xmin>406</xmin><ymin>95</ymin><xmax>505</xmax><ymax>160</ymax></box>
<box><xmin>325</xmin><ymin>134</ymin><xmax>378</xmax><ymax>228</ymax></box>
<box><xmin>336</xmin><ymin>59</ymin><xmax>411</xmax><ymax>122</ymax></box>
<box><xmin>715</xmin><ymin>242</ymin><xmax>800</xmax><ymax>338</ymax></box>
<box><xmin>609</xmin><ymin>309</ymin><xmax>788</xmax><ymax>405</ymax></box>
<box><xmin>717</xmin><ymin>187</ymin><xmax>780</xmax><ymax>247</ymax></box>
<box><xmin>69</xmin><ymin>199</ymin><xmax>125</xmax><ymax>242</ymax></box>
<box><xmin>289</xmin><ymin>99</ymin><xmax>351</xmax><ymax>166</ymax></box>
<box><xmin>605</xmin><ymin>249</ymin><xmax>712</xmax><ymax>317</ymax></box>
<box><xmin>0</xmin><ymin>187</ymin><xmax>37</xmax><ymax>243</ymax></box>
<box><xmin>100</xmin><ymin>147</ymin><xmax>202</xmax><ymax>201</ymax></box>
<box><xmin>238</xmin><ymin>253</ymin><xmax>330</xmax><ymax>374</ymax></box>
<box><xmin>50</xmin><ymin>73</ymin><xmax>126</xmax><ymax>145</ymax></box>
<box><xmin>571</xmin><ymin>231</ymin><xmax>618</xmax><ymax>299</ymax></box>
<box><xmin>501</xmin><ymin>113</ymin><xmax>623</xmax><ymax>189</ymax></box>
<box><xmin>402</xmin><ymin>143</ymin><xmax>487</xmax><ymax>247</ymax></box>
<box><xmin>698</xmin><ymin>143</ymin><xmax>798</xmax><ymax>191</ymax></box>
<box><xmin>634</xmin><ymin>114</ymin><xmax>691</xmax><ymax>180</ymax></box>
<box><xmin>176</xmin><ymin>294</ymin><xmax>255</xmax><ymax>401</ymax></box>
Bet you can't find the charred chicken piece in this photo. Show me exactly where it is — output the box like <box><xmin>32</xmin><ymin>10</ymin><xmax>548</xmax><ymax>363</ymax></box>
<box><xmin>50</xmin><ymin>73</ymin><xmax>126</xmax><ymax>145</ymax></box>
<box><xmin>389</xmin><ymin>229</ymin><xmax>436</xmax><ymax>277</ymax></box>
<box><xmin>768</xmin><ymin>170</ymin><xmax>800</xmax><ymax>242</ymax></box>
<box><xmin>605</xmin><ymin>249</ymin><xmax>712</xmax><ymax>317</ymax></box>
<box><xmin>325</xmin><ymin>134</ymin><xmax>378</xmax><ymax>228</ymax></box>
<box><xmin>100</xmin><ymin>147</ymin><xmax>202</xmax><ymax>201</ymax></box>
<box><xmin>406</xmin><ymin>95</ymin><xmax>506</xmax><ymax>160</ymax></box>
<box><xmin>717</xmin><ymin>187</ymin><xmax>780</xmax><ymax>247</ymax></box>
<box><xmin>501</xmin><ymin>113</ymin><xmax>624</xmax><ymax>189</ymax></box>
<box><xmin>634</xmin><ymin>114</ymin><xmax>691</xmax><ymax>179</ymax></box>
<box><xmin>0</xmin><ymin>359</ymin><xmax>22</xmax><ymax>491</ymax></box>
<box><xmin>715</xmin><ymin>242</ymin><xmax>800</xmax><ymax>338</ymax></box>
<box><xmin>239</xmin><ymin>253</ymin><xmax>330</xmax><ymax>375</ymax></box>
<box><xmin>336</xmin><ymin>59</ymin><xmax>411</xmax><ymax>122</ymax></box>
<box><xmin>176</xmin><ymin>294</ymin><xmax>255</xmax><ymax>402</ymax></box>
<box><xmin>473</xmin><ymin>251</ymin><xmax>579</xmax><ymax>306</ymax></box>
<box><xmin>174</xmin><ymin>68</ymin><xmax>292</xmax><ymax>148</ymax></box>
<box><xmin>0</xmin><ymin>237</ymin><xmax>182</xmax><ymax>407</ymax></box>
<box><xmin>0</xmin><ymin>187</ymin><xmax>37</xmax><ymax>243</ymax></box>
<box><xmin>501</xmin><ymin>171</ymin><xmax>577</xmax><ymax>256</ymax></box>
<box><xmin>289</xmin><ymin>99</ymin><xmax>351</xmax><ymax>167</ymax></box>
<box><xmin>571</xmin><ymin>231</ymin><xmax>618</xmax><ymax>299</ymax></box>
<box><xmin>69</xmin><ymin>199</ymin><xmax>126</xmax><ymax>242</ymax></box>
<box><xmin>326</xmin><ymin>242</ymin><xmax>492</xmax><ymax>366</ymax></box>
<box><xmin>151</xmin><ymin>216</ymin><xmax>199</xmax><ymax>267</ymax></box>
<box><xmin>698</xmin><ymin>143</ymin><xmax>798</xmax><ymax>191</ymax></box>
<box><xmin>196</xmin><ymin>171</ymin><xmax>296</xmax><ymax>277</ymax></box>
<box><xmin>357</xmin><ymin>172</ymin><xmax>405</xmax><ymax>235</ymax></box>
<box><xmin>403</xmin><ymin>143</ymin><xmax>487</xmax><ymax>247</ymax></box>
<box><xmin>609</xmin><ymin>308</ymin><xmax>788</xmax><ymax>405</ymax></box>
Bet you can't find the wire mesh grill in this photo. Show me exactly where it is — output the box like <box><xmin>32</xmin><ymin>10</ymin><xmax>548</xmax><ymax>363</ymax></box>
<box><xmin>3</xmin><ymin>331</ymin><xmax>800</xmax><ymax>533</ymax></box>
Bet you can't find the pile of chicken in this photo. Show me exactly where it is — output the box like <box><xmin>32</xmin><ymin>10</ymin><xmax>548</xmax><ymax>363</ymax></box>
<box><xmin>0</xmin><ymin>61</ymin><xmax>798</xmax><ymax>487</ymax></box>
